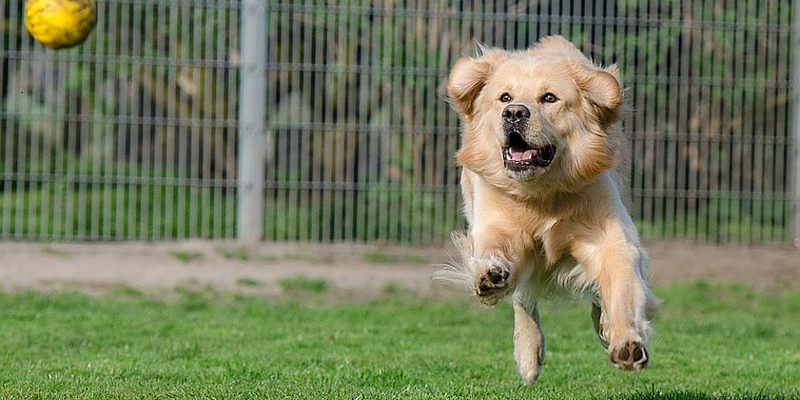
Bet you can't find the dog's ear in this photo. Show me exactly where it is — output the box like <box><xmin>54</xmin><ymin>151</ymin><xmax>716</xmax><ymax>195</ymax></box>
<box><xmin>446</xmin><ymin>48</ymin><xmax>506</xmax><ymax>119</ymax></box>
<box><xmin>575</xmin><ymin>65</ymin><xmax>623</xmax><ymax>126</ymax></box>
<box><xmin>446</xmin><ymin>57</ymin><xmax>491</xmax><ymax>118</ymax></box>
<box><xmin>528</xmin><ymin>35</ymin><xmax>583</xmax><ymax>58</ymax></box>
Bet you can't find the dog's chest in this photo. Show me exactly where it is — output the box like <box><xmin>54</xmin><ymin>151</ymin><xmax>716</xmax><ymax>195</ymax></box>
<box><xmin>527</xmin><ymin>217</ymin><xmax>574</xmax><ymax>266</ymax></box>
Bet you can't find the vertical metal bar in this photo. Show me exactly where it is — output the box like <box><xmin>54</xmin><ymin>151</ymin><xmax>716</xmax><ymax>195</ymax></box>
<box><xmin>176</xmin><ymin>5</ymin><xmax>188</xmax><ymax>239</ymax></box>
<box><xmin>778</xmin><ymin>3</ymin><xmax>792</xmax><ymax>243</ymax></box>
<box><xmin>0</xmin><ymin>1</ymin><xmax>9</xmax><ymax>237</ymax></box>
<box><xmin>238</xmin><ymin>0</ymin><xmax>267</xmax><ymax>241</ymax></box>
<box><xmin>792</xmin><ymin>0</ymin><xmax>800</xmax><ymax>247</ymax></box>
<box><xmin>408</xmin><ymin>0</ymin><xmax>418</xmax><ymax>242</ymax></box>
<box><xmin>321</xmin><ymin>0</ymin><xmax>336</xmax><ymax>241</ymax></box>
<box><xmin>165</xmin><ymin>5</ymin><xmax>177</xmax><ymax>239</ymax></box>
<box><xmin>13</xmin><ymin>45</ymin><xmax>26</xmax><ymax>238</ymax></box>
<box><xmin>212</xmin><ymin>4</ymin><xmax>223</xmax><ymax>239</ymax></box>
<box><xmin>150</xmin><ymin>3</ymin><xmax>161</xmax><ymax>239</ymax></box>
<box><xmin>284</xmin><ymin>3</ymin><xmax>300</xmax><ymax>241</ymax></box>
<box><xmin>202</xmin><ymin>6</ymin><xmax>213</xmax><ymax>239</ymax></box>
<box><xmin>89</xmin><ymin>33</ymin><xmax>102</xmax><ymax>239</ymax></box>
<box><xmin>341</xmin><ymin>4</ymin><xmax>355</xmax><ymax>241</ymax></box>
<box><xmin>227</xmin><ymin>0</ymin><xmax>239</xmax><ymax>239</ymax></box>
<box><xmin>116</xmin><ymin>2</ymin><xmax>128</xmax><ymax>240</ymax></box>
<box><xmin>131</xmin><ymin>1</ymin><xmax>143</xmax><ymax>239</ymax></box>
<box><xmin>187</xmin><ymin>4</ymin><xmax>199</xmax><ymax>238</ymax></box>
<box><xmin>754</xmin><ymin>1</ymin><xmax>767</xmax><ymax>242</ymax></box>
<box><xmin>301</xmin><ymin>0</ymin><xmax>314</xmax><ymax>241</ymax></box>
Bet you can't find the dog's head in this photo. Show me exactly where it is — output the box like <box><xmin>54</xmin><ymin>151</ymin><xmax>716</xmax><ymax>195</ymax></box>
<box><xmin>447</xmin><ymin>36</ymin><xmax>624</xmax><ymax>197</ymax></box>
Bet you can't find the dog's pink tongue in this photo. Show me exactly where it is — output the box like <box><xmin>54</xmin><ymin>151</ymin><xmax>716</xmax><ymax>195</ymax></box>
<box><xmin>509</xmin><ymin>148</ymin><xmax>538</xmax><ymax>161</ymax></box>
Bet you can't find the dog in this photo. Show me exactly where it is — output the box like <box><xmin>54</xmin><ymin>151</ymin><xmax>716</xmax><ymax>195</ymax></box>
<box><xmin>436</xmin><ymin>35</ymin><xmax>661</xmax><ymax>385</ymax></box>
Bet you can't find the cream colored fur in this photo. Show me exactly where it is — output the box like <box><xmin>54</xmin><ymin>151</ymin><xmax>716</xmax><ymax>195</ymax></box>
<box><xmin>436</xmin><ymin>35</ymin><xmax>661</xmax><ymax>385</ymax></box>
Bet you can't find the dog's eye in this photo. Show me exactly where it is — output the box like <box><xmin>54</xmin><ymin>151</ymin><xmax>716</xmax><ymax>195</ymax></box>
<box><xmin>540</xmin><ymin>92</ymin><xmax>558</xmax><ymax>103</ymax></box>
<box><xmin>499</xmin><ymin>93</ymin><xmax>512</xmax><ymax>103</ymax></box>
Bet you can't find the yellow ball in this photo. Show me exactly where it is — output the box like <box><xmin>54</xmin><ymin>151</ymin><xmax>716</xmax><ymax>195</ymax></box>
<box><xmin>24</xmin><ymin>0</ymin><xmax>96</xmax><ymax>49</ymax></box>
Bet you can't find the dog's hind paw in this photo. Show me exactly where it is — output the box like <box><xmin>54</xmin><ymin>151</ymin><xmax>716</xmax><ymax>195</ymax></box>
<box><xmin>609</xmin><ymin>341</ymin><xmax>649</xmax><ymax>370</ymax></box>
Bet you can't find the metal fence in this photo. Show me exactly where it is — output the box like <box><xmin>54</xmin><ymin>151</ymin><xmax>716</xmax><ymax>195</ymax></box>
<box><xmin>1</xmin><ymin>0</ymin><xmax>798</xmax><ymax>244</ymax></box>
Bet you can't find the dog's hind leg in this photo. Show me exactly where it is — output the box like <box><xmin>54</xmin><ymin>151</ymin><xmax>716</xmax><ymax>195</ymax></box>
<box><xmin>513</xmin><ymin>297</ymin><xmax>545</xmax><ymax>385</ymax></box>
<box><xmin>590</xmin><ymin>301</ymin><xmax>609</xmax><ymax>349</ymax></box>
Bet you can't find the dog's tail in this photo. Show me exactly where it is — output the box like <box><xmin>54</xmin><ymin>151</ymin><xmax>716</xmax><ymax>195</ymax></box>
<box><xmin>431</xmin><ymin>231</ymin><xmax>474</xmax><ymax>291</ymax></box>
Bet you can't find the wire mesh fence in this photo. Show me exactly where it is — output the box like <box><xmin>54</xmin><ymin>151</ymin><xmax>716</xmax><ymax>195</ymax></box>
<box><xmin>1</xmin><ymin>0</ymin><xmax>797</xmax><ymax>244</ymax></box>
<box><xmin>2</xmin><ymin>1</ymin><xmax>241</xmax><ymax>240</ymax></box>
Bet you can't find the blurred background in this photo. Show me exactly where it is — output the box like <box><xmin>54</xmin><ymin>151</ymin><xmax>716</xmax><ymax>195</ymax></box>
<box><xmin>1</xmin><ymin>0</ymin><xmax>797</xmax><ymax>246</ymax></box>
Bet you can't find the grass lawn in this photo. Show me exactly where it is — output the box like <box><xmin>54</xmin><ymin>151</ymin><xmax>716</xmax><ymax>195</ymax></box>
<box><xmin>0</xmin><ymin>282</ymin><xmax>798</xmax><ymax>399</ymax></box>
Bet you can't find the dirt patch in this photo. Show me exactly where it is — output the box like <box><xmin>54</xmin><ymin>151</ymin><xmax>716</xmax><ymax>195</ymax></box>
<box><xmin>1</xmin><ymin>240</ymin><xmax>798</xmax><ymax>299</ymax></box>
<box><xmin>646</xmin><ymin>240</ymin><xmax>800</xmax><ymax>291</ymax></box>
<box><xmin>0</xmin><ymin>241</ymin><xmax>448</xmax><ymax>299</ymax></box>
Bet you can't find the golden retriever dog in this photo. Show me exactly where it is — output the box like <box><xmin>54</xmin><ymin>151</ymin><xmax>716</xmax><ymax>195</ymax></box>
<box><xmin>437</xmin><ymin>35</ymin><xmax>661</xmax><ymax>385</ymax></box>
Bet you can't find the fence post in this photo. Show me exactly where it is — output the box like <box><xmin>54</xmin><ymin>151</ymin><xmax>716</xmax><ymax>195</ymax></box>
<box><xmin>793</xmin><ymin>0</ymin><xmax>800</xmax><ymax>247</ymax></box>
<box><xmin>237</xmin><ymin>0</ymin><xmax>268</xmax><ymax>242</ymax></box>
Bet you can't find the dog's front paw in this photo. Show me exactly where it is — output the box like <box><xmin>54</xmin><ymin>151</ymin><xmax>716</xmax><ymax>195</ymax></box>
<box><xmin>471</xmin><ymin>256</ymin><xmax>513</xmax><ymax>306</ymax></box>
<box><xmin>609</xmin><ymin>341</ymin><xmax>649</xmax><ymax>370</ymax></box>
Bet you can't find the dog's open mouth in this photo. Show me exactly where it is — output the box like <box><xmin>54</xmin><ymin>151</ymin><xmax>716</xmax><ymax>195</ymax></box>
<box><xmin>502</xmin><ymin>132</ymin><xmax>556</xmax><ymax>172</ymax></box>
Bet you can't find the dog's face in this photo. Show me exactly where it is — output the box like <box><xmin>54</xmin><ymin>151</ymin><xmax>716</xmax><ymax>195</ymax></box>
<box><xmin>447</xmin><ymin>36</ymin><xmax>624</xmax><ymax>196</ymax></box>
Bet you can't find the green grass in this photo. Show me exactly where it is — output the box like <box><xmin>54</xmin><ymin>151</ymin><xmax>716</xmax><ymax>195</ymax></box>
<box><xmin>363</xmin><ymin>250</ymin><xmax>429</xmax><ymax>264</ymax></box>
<box><xmin>235</xmin><ymin>277</ymin><xmax>264</xmax><ymax>287</ymax></box>
<box><xmin>0</xmin><ymin>282</ymin><xmax>798</xmax><ymax>399</ymax></box>
<box><xmin>170</xmin><ymin>250</ymin><xmax>204</xmax><ymax>262</ymax></box>
<box><xmin>277</xmin><ymin>276</ymin><xmax>329</xmax><ymax>293</ymax></box>
<box><xmin>218</xmin><ymin>247</ymin><xmax>250</xmax><ymax>261</ymax></box>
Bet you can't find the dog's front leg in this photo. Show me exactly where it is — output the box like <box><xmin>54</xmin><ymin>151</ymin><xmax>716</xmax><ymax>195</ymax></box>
<box><xmin>452</xmin><ymin>225</ymin><xmax>519</xmax><ymax>307</ymax></box>
<box><xmin>574</xmin><ymin>234</ymin><xmax>658</xmax><ymax>370</ymax></box>
<box><xmin>513</xmin><ymin>297</ymin><xmax>545</xmax><ymax>385</ymax></box>
<box><xmin>456</xmin><ymin>171</ymin><xmax>520</xmax><ymax>306</ymax></box>
<box><xmin>466</xmin><ymin>249</ymin><xmax>515</xmax><ymax>307</ymax></box>
<box><xmin>598</xmin><ymin>246</ymin><xmax>656</xmax><ymax>370</ymax></box>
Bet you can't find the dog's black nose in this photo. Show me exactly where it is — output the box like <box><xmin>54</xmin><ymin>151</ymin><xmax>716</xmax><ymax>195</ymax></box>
<box><xmin>502</xmin><ymin>104</ymin><xmax>531</xmax><ymax>123</ymax></box>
